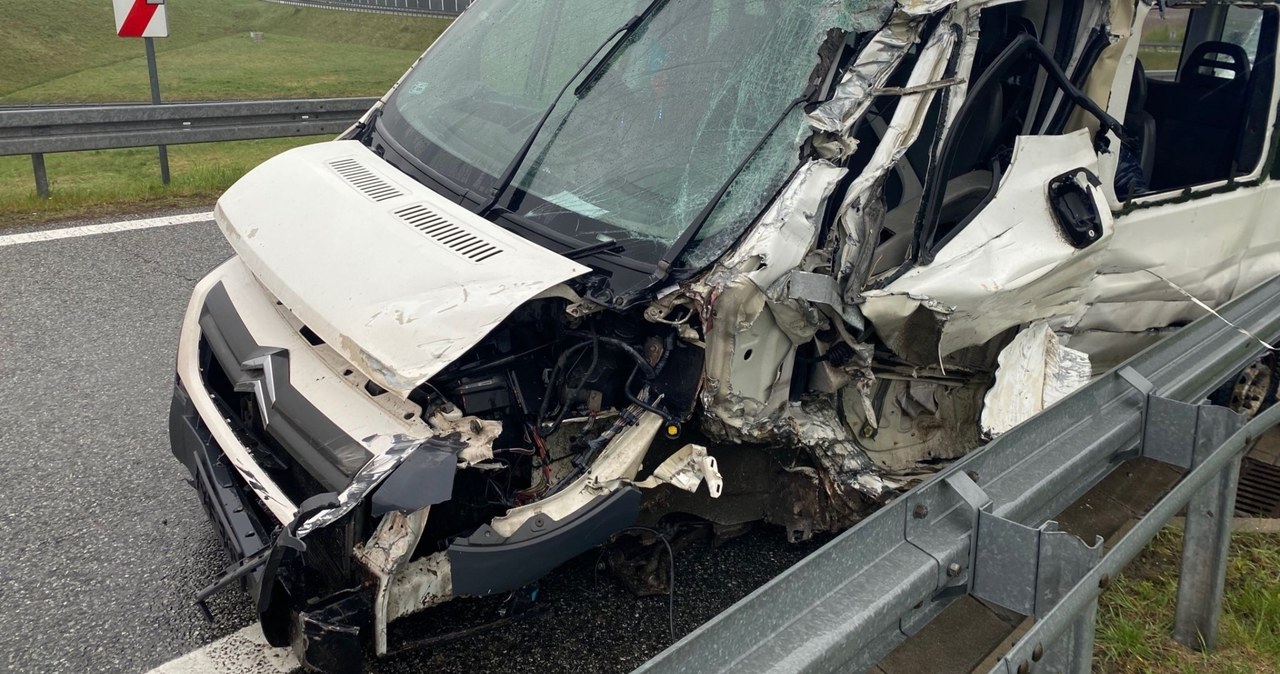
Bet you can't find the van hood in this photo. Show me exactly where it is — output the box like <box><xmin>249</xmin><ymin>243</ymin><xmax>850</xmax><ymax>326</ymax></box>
<box><xmin>214</xmin><ymin>140</ymin><xmax>590</xmax><ymax>397</ymax></box>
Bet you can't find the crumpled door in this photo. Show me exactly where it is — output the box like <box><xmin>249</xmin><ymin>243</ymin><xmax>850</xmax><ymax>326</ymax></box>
<box><xmin>862</xmin><ymin>129</ymin><xmax>1115</xmax><ymax>364</ymax></box>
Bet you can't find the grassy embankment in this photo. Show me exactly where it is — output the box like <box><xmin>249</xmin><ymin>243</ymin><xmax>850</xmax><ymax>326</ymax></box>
<box><xmin>0</xmin><ymin>0</ymin><xmax>449</xmax><ymax>225</ymax></box>
<box><xmin>1095</xmin><ymin>529</ymin><xmax>1280</xmax><ymax>673</ymax></box>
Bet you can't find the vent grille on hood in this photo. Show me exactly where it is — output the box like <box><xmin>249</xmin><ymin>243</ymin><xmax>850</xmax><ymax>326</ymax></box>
<box><xmin>328</xmin><ymin>157</ymin><xmax>404</xmax><ymax>202</ymax></box>
<box><xmin>393</xmin><ymin>204</ymin><xmax>504</xmax><ymax>262</ymax></box>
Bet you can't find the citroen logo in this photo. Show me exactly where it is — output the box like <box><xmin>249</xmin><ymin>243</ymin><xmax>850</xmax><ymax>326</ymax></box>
<box><xmin>234</xmin><ymin>349</ymin><xmax>286</xmax><ymax>422</ymax></box>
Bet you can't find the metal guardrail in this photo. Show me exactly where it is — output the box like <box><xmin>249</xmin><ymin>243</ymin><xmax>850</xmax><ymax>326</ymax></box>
<box><xmin>0</xmin><ymin>97</ymin><xmax>378</xmax><ymax>197</ymax></box>
<box><xmin>260</xmin><ymin>0</ymin><xmax>474</xmax><ymax>18</ymax></box>
<box><xmin>637</xmin><ymin>275</ymin><xmax>1280</xmax><ymax>674</ymax></box>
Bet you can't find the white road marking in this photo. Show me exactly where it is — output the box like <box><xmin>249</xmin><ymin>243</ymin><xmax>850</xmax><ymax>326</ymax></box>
<box><xmin>0</xmin><ymin>211</ymin><xmax>213</xmax><ymax>247</ymax></box>
<box><xmin>144</xmin><ymin>624</ymin><xmax>298</xmax><ymax>674</ymax></box>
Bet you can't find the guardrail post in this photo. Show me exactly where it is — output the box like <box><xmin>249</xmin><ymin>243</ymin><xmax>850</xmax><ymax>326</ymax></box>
<box><xmin>1172</xmin><ymin>405</ymin><xmax>1246</xmax><ymax>651</ymax></box>
<box><xmin>31</xmin><ymin>153</ymin><xmax>49</xmax><ymax>198</ymax></box>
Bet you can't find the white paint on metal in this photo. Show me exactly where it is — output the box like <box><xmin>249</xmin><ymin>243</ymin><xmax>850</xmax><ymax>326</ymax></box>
<box><xmin>215</xmin><ymin>140</ymin><xmax>590</xmax><ymax>397</ymax></box>
<box><xmin>0</xmin><ymin>211</ymin><xmax>211</xmax><ymax>247</ymax></box>
<box><xmin>143</xmin><ymin>624</ymin><xmax>297</xmax><ymax>674</ymax></box>
<box><xmin>113</xmin><ymin>0</ymin><xmax>169</xmax><ymax>38</ymax></box>
<box><xmin>981</xmin><ymin>322</ymin><xmax>1092</xmax><ymax>438</ymax></box>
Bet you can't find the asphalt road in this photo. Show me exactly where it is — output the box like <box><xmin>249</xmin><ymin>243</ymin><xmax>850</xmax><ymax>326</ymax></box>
<box><xmin>0</xmin><ymin>211</ymin><xmax>824</xmax><ymax>673</ymax></box>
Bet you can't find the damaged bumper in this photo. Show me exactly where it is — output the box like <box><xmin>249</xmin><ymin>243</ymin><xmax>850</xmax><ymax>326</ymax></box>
<box><xmin>169</xmin><ymin>379</ymin><xmax>271</xmax><ymax>601</ymax></box>
<box><xmin>169</xmin><ymin>257</ymin><xmax>684</xmax><ymax>671</ymax></box>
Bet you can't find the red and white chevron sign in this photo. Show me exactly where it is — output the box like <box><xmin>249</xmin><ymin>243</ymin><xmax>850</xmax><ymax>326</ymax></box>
<box><xmin>113</xmin><ymin>0</ymin><xmax>169</xmax><ymax>38</ymax></box>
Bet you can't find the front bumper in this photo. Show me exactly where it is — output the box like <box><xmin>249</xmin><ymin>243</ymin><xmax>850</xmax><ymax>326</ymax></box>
<box><xmin>172</xmin><ymin>257</ymin><xmax>435</xmax><ymax>525</ymax></box>
<box><xmin>169</xmin><ymin>379</ymin><xmax>271</xmax><ymax>601</ymax></box>
<box><xmin>169</xmin><ymin>256</ymin><xmax>648</xmax><ymax>671</ymax></box>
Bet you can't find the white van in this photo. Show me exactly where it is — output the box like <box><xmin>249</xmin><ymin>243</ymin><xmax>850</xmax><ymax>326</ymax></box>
<box><xmin>169</xmin><ymin>1</ymin><xmax>1280</xmax><ymax>670</ymax></box>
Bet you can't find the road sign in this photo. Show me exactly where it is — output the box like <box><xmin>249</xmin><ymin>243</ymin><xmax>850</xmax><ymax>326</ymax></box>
<box><xmin>113</xmin><ymin>0</ymin><xmax>169</xmax><ymax>39</ymax></box>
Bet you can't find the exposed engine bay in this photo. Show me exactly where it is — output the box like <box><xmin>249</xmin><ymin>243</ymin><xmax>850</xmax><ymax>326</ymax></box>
<box><xmin>416</xmin><ymin>297</ymin><xmax>707</xmax><ymax>542</ymax></box>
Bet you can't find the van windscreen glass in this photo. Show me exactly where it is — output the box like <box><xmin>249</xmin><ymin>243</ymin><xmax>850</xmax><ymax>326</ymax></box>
<box><xmin>379</xmin><ymin>0</ymin><xmax>887</xmax><ymax>271</ymax></box>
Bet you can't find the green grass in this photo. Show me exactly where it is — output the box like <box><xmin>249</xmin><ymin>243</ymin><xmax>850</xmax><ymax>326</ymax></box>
<box><xmin>0</xmin><ymin>0</ymin><xmax>450</xmax><ymax>102</ymax></box>
<box><xmin>0</xmin><ymin>137</ymin><xmax>325</xmax><ymax>226</ymax></box>
<box><xmin>1137</xmin><ymin>8</ymin><xmax>1190</xmax><ymax>73</ymax></box>
<box><xmin>1137</xmin><ymin>48</ymin><xmax>1182</xmax><ymax>73</ymax></box>
<box><xmin>8</xmin><ymin>33</ymin><xmax>420</xmax><ymax>103</ymax></box>
<box><xmin>1095</xmin><ymin>529</ymin><xmax>1280</xmax><ymax>673</ymax></box>
<box><xmin>0</xmin><ymin>0</ymin><xmax>451</xmax><ymax>224</ymax></box>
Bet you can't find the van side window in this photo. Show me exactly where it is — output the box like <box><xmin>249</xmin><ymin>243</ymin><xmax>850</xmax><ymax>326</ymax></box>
<box><xmin>1137</xmin><ymin>7</ymin><xmax>1190</xmax><ymax>76</ymax></box>
<box><xmin>1136</xmin><ymin>6</ymin><xmax>1275</xmax><ymax>191</ymax></box>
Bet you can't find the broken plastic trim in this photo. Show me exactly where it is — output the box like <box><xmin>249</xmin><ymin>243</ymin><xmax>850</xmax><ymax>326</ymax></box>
<box><xmin>296</xmin><ymin>434</ymin><xmax>466</xmax><ymax>539</ymax></box>
<box><xmin>194</xmin><ymin>492</ymin><xmax>340</xmax><ymax>622</ymax></box>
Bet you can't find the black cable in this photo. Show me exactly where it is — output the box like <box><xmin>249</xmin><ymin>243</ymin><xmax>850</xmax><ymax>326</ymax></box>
<box><xmin>566</xmin><ymin>331</ymin><xmax>658</xmax><ymax>379</ymax></box>
<box><xmin>536</xmin><ymin>339</ymin><xmax>594</xmax><ymax>426</ymax></box>
<box><xmin>624</xmin><ymin>363</ymin><xmax>669</xmax><ymax>420</ymax></box>
<box><xmin>617</xmin><ymin>526</ymin><xmax>676</xmax><ymax>642</ymax></box>
<box><xmin>543</xmin><ymin>334</ymin><xmax>601</xmax><ymax>436</ymax></box>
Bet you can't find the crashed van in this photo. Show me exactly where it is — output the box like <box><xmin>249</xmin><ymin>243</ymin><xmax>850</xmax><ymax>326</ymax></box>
<box><xmin>169</xmin><ymin>0</ymin><xmax>1280</xmax><ymax>670</ymax></box>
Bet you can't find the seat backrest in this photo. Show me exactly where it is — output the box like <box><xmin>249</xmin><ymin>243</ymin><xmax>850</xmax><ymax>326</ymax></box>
<box><xmin>1150</xmin><ymin>41</ymin><xmax>1252</xmax><ymax>189</ymax></box>
<box><xmin>1179</xmin><ymin>40</ymin><xmax>1251</xmax><ymax>92</ymax></box>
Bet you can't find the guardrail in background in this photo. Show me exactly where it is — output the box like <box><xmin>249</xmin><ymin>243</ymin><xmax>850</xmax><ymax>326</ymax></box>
<box><xmin>0</xmin><ymin>97</ymin><xmax>378</xmax><ymax>198</ymax></box>
<box><xmin>636</xmin><ymin>275</ymin><xmax>1280</xmax><ymax>674</ymax></box>
<box><xmin>260</xmin><ymin>0</ymin><xmax>474</xmax><ymax>18</ymax></box>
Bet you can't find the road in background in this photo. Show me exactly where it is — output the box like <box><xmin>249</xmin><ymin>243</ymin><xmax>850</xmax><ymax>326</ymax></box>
<box><xmin>0</xmin><ymin>212</ymin><xmax>822</xmax><ymax>673</ymax></box>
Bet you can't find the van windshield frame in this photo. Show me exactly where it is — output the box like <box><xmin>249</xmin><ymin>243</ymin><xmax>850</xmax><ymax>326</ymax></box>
<box><xmin>376</xmin><ymin>0</ymin><xmax>871</xmax><ymax>287</ymax></box>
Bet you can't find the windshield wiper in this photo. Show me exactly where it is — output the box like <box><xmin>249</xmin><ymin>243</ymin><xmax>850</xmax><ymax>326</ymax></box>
<box><xmin>478</xmin><ymin>0</ymin><xmax>669</xmax><ymax>217</ymax></box>
<box><xmin>563</xmin><ymin>238</ymin><xmax>625</xmax><ymax>260</ymax></box>
<box><xmin>649</xmin><ymin>85</ymin><xmax>820</xmax><ymax>285</ymax></box>
<box><xmin>573</xmin><ymin>0</ymin><xmax>668</xmax><ymax>99</ymax></box>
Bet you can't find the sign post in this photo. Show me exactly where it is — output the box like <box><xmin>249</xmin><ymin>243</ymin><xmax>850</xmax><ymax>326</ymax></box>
<box><xmin>113</xmin><ymin>0</ymin><xmax>170</xmax><ymax>185</ymax></box>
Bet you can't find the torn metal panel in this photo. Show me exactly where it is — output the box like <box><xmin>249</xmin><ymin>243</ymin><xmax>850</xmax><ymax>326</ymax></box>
<box><xmin>980</xmin><ymin>322</ymin><xmax>1091</xmax><ymax>437</ymax></box>
<box><xmin>898</xmin><ymin>0</ymin><xmax>960</xmax><ymax>16</ymax></box>
<box><xmin>784</xmin><ymin>399</ymin><xmax>898</xmax><ymax>504</ymax></box>
<box><xmin>355</xmin><ymin>508</ymin><xmax>430</xmax><ymax>655</ymax></box>
<box><xmin>720</xmin><ymin>161</ymin><xmax>849</xmax><ymax>291</ymax></box>
<box><xmin>837</xmin><ymin>18</ymin><xmax>962</xmax><ymax>294</ymax></box>
<box><xmin>634</xmin><ymin>444</ymin><xmax>725</xmax><ymax>497</ymax></box>
<box><xmin>859</xmin><ymin>292</ymin><xmax>953</xmax><ymax>364</ymax></box>
<box><xmin>296</xmin><ymin>434</ymin><xmax>464</xmax><ymax>538</ymax></box>
<box><xmin>807</xmin><ymin>12</ymin><xmax>926</xmax><ymax>137</ymax></box>
<box><xmin>385</xmin><ymin>551</ymin><xmax>452</xmax><ymax>624</ymax></box>
<box><xmin>700</xmin><ymin>161</ymin><xmax>849</xmax><ymax>440</ymax></box>
<box><xmin>863</xmin><ymin>130</ymin><xmax>1111</xmax><ymax>361</ymax></box>
<box><xmin>767</xmin><ymin>269</ymin><xmax>866</xmax><ymax>335</ymax></box>
<box><xmin>841</xmin><ymin>376</ymin><xmax>988</xmax><ymax>470</ymax></box>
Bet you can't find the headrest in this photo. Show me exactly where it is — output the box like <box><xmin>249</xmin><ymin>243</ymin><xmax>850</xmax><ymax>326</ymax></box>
<box><xmin>1128</xmin><ymin>59</ymin><xmax>1148</xmax><ymax>111</ymax></box>
<box><xmin>1180</xmin><ymin>40</ymin><xmax>1251</xmax><ymax>88</ymax></box>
